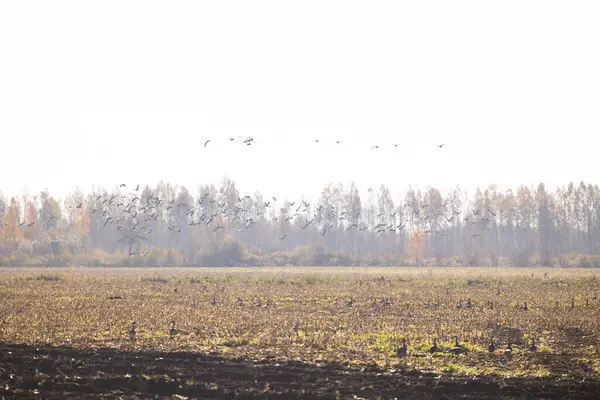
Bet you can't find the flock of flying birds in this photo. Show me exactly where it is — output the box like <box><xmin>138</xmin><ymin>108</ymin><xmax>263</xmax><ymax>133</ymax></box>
<box><xmin>8</xmin><ymin>137</ymin><xmax>499</xmax><ymax>252</ymax></box>
<box><xmin>203</xmin><ymin>135</ymin><xmax>447</xmax><ymax>150</ymax></box>
<box><xmin>57</xmin><ymin>175</ymin><xmax>499</xmax><ymax>257</ymax></box>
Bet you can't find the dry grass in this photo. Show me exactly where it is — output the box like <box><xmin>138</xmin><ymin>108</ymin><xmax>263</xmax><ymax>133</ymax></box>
<box><xmin>1</xmin><ymin>266</ymin><xmax>600</xmax><ymax>378</ymax></box>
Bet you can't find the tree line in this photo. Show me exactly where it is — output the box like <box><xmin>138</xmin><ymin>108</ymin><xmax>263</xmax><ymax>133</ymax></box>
<box><xmin>1</xmin><ymin>178</ymin><xmax>599</xmax><ymax>267</ymax></box>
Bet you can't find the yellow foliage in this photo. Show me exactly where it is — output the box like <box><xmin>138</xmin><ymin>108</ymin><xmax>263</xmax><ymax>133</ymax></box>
<box><xmin>75</xmin><ymin>213</ymin><xmax>91</xmax><ymax>236</ymax></box>
<box><xmin>1</xmin><ymin>202</ymin><xmax>23</xmax><ymax>242</ymax></box>
<box><xmin>408</xmin><ymin>230</ymin><xmax>425</xmax><ymax>265</ymax></box>
<box><xmin>23</xmin><ymin>201</ymin><xmax>40</xmax><ymax>239</ymax></box>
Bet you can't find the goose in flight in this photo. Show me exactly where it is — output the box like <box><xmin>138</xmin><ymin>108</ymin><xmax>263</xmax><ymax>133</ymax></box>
<box><xmin>437</xmin><ymin>143</ymin><xmax>446</xmax><ymax>148</ymax></box>
<box><xmin>204</xmin><ymin>140</ymin><xmax>210</xmax><ymax>148</ymax></box>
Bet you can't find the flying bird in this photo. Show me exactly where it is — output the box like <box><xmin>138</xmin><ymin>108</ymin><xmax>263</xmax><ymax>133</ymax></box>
<box><xmin>204</xmin><ymin>140</ymin><xmax>210</xmax><ymax>148</ymax></box>
<box><xmin>437</xmin><ymin>143</ymin><xmax>446</xmax><ymax>148</ymax></box>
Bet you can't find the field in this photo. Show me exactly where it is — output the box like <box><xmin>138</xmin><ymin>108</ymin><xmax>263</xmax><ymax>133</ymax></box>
<box><xmin>1</xmin><ymin>267</ymin><xmax>600</xmax><ymax>399</ymax></box>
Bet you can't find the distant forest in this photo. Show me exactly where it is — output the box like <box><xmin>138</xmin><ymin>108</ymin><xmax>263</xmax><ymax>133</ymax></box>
<box><xmin>1</xmin><ymin>178</ymin><xmax>599</xmax><ymax>268</ymax></box>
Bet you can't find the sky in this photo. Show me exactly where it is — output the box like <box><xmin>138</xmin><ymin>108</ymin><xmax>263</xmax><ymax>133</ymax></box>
<box><xmin>1</xmin><ymin>1</ymin><xmax>599</xmax><ymax>203</ymax></box>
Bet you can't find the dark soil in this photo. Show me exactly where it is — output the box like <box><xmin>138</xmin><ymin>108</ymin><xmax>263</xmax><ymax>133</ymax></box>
<box><xmin>1</xmin><ymin>342</ymin><xmax>599</xmax><ymax>399</ymax></box>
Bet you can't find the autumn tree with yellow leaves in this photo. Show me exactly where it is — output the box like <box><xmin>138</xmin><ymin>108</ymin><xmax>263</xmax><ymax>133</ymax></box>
<box><xmin>1</xmin><ymin>198</ymin><xmax>23</xmax><ymax>243</ymax></box>
<box><xmin>408</xmin><ymin>230</ymin><xmax>425</xmax><ymax>266</ymax></box>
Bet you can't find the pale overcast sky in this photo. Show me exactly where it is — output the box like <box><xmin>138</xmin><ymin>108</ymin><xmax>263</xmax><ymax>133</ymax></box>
<box><xmin>0</xmin><ymin>1</ymin><xmax>598</xmax><ymax>202</ymax></box>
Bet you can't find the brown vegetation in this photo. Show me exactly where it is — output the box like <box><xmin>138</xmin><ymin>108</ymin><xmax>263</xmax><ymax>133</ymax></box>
<box><xmin>1</xmin><ymin>267</ymin><xmax>600</xmax><ymax>398</ymax></box>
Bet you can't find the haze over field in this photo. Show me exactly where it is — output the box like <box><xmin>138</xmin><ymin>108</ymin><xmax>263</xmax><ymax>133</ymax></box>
<box><xmin>5</xmin><ymin>3</ymin><xmax>600</xmax><ymax>399</ymax></box>
<box><xmin>1</xmin><ymin>1</ymin><xmax>600</xmax><ymax>201</ymax></box>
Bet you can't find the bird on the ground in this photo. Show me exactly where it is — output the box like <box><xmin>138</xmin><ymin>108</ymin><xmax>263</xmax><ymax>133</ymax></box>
<box><xmin>397</xmin><ymin>338</ymin><xmax>407</xmax><ymax>357</ymax></box>
<box><xmin>448</xmin><ymin>337</ymin><xmax>467</xmax><ymax>355</ymax></box>
<box><xmin>504</xmin><ymin>343</ymin><xmax>513</xmax><ymax>358</ymax></box>
<box><xmin>169</xmin><ymin>321</ymin><xmax>176</xmax><ymax>340</ymax></box>
<box><xmin>129</xmin><ymin>322</ymin><xmax>136</xmax><ymax>340</ymax></box>
<box><xmin>488</xmin><ymin>339</ymin><xmax>495</xmax><ymax>353</ymax></box>
<box><xmin>429</xmin><ymin>339</ymin><xmax>438</xmax><ymax>353</ymax></box>
<box><xmin>529</xmin><ymin>338</ymin><xmax>537</xmax><ymax>352</ymax></box>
